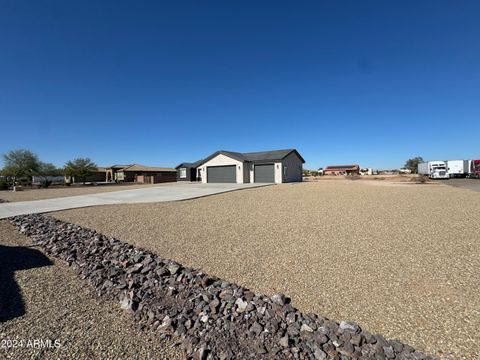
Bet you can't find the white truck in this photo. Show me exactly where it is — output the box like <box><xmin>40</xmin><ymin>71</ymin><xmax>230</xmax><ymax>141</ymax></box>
<box><xmin>446</xmin><ymin>160</ymin><xmax>469</xmax><ymax>178</ymax></box>
<box><xmin>417</xmin><ymin>161</ymin><xmax>449</xmax><ymax>179</ymax></box>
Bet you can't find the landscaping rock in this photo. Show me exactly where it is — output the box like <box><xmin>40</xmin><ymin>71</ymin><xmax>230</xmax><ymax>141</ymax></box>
<box><xmin>339</xmin><ymin>320</ymin><xmax>360</xmax><ymax>333</ymax></box>
<box><xmin>9</xmin><ymin>214</ymin><xmax>438</xmax><ymax>360</ymax></box>
<box><xmin>271</xmin><ymin>293</ymin><xmax>287</xmax><ymax>306</ymax></box>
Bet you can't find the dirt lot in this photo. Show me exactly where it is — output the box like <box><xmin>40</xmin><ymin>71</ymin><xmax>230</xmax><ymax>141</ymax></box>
<box><xmin>304</xmin><ymin>174</ymin><xmax>423</xmax><ymax>182</ymax></box>
<box><xmin>52</xmin><ymin>180</ymin><xmax>480</xmax><ymax>359</ymax></box>
<box><xmin>0</xmin><ymin>183</ymin><xmax>167</xmax><ymax>203</ymax></box>
<box><xmin>440</xmin><ymin>178</ymin><xmax>480</xmax><ymax>192</ymax></box>
<box><xmin>0</xmin><ymin>221</ymin><xmax>183</xmax><ymax>360</ymax></box>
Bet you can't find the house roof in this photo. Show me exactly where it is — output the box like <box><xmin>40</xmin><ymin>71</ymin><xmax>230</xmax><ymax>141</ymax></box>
<box><xmin>175</xmin><ymin>158</ymin><xmax>206</xmax><ymax>169</ymax></box>
<box><xmin>242</xmin><ymin>149</ymin><xmax>305</xmax><ymax>163</ymax></box>
<box><xmin>190</xmin><ymin>149</ymin><xmax>305</xmax><ymax>168</ymax></box>
<box><xmin>110</xmin><ymin>164</ymin><xmax>133</xmax><ymax>169</ymax></box>
<box><xmin>324</xmin><ymin>165</ymin><xmax>359</xmax><ymax>171</ymax></box>
<box><xmin>118</xmin><ymin>164</ymin><xmax>176</xmax><ymax>172</ymax></box>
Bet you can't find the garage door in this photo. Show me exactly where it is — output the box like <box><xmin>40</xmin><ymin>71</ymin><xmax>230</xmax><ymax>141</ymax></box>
<box><xmin>254</xmin><ymin>164</ymin><xmax>275</xmax><ymax>183</ymax></box>
<box><xmin>207</xmin><ymin>165</ymin><xmax>236</xmax><ymax>183</ymax></box>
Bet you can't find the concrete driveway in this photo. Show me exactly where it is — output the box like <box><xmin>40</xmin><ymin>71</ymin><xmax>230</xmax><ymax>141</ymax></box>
<box><xmin>0</xmin><ymin>183</ymin><xmax>271</xmax><ymax>219</ymax></box>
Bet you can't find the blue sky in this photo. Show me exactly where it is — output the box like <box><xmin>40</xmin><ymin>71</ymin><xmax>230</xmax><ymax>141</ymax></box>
<box><xmin>1</xmin><ymin>1</ymin><xmax>479</xmax><ymax>170</ymax></box>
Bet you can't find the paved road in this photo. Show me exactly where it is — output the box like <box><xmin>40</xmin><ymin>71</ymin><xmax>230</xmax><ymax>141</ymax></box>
<box><xmin>436</xmin><ymin>178</ymin><xmax>480</xmax><ymax>192</ymax></box>
<box><xmin>0</xmin><ymin>183</ymin><xmax>270</xmax><ymax>219</ymax></box>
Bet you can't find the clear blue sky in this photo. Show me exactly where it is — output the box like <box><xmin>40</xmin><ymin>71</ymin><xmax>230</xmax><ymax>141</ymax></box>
<box><xmin>1</xmin><ymin>1</ymin><xmax>479</xmax><ymax>170</ymax></box>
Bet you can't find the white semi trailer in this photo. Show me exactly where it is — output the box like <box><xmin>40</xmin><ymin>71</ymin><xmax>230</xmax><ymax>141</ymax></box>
<box><xmin>447</xmin><ymin>160</ymin><xmax>469</xmax><ymax>178</ymax></box>
<box><xmin>417</xmin><ymin>161</ymin><xmax>449</xmax><ymax>179</ymax></box>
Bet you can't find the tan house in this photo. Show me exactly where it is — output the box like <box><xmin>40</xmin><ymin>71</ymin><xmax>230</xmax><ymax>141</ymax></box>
<box><xmin>68</xmin><ymin>164</ymin><xmax>176</xmax><ymax>184</ymax></box>
<box><xmin>114</xmin><ymin>164</ymin><xmax>176</xmax><ymax>184</ymax></box>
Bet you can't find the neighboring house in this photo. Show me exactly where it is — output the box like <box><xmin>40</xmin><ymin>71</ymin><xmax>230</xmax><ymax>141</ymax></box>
<box><xmin>176</xmin><ymin>149</ymin><xmax>305</xmax><ymax>184</ymax></box>
<box><xmin>68</xmin><ymin>164</ymin><xmax>176</xmax><ymax>184</ymax></box>
<box><xmin>115</xmin><ymin>164</ymin><xmax>176</xmax><ymax>184</ymax></box>
<box><xmin>323</xmin><ymin>164</ymin><xmax>360</xmax><ymax>175</ymax></box>
<box><xmin>66</xmin><ymin>167</ymin><xmax>110</xmax><ymax>184</ymax></box>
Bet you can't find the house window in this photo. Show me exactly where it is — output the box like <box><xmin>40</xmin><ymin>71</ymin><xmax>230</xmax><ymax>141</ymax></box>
<box><xmin>180</xmin><ymin>168</ymin><xmax>187</xmax><ymax>178</ymax></box>
<box><xmin>284</xmin><ymin>166</ymin><xmax>288</xmax><ymax>176</ymax></box>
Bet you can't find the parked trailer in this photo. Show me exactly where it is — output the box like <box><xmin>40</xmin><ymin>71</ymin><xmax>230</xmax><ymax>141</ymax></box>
<box><xmin>447</xmin><ymin>160</ymin><xmax>469</xmax><ymax>178</ymax></box>
<box><xmin>470</xmin><ymin>159</ymin><xmax>480</xmax><ymax>178</ymax></box>
<box><xmin>417</xmin><ymin>161</ymin><xmax>449</xmax><ymax>179</ymax></box>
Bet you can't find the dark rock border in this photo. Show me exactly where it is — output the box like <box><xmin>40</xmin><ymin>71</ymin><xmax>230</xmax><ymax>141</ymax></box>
<box><xmin>0</xmin><ymin>198</ymin><xmax>9</xmax><ymax>203</ymax></box>
<box><xmin>9</xmin><ymin>214</ymin><xmax>435</xmax><ymax>360</ymax></box>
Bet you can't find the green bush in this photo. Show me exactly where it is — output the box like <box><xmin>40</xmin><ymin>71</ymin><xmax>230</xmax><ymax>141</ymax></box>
<box><xmin>17</xmin><ymin>177</ymin><xmax>31</xmax><ymax>187</ymax></box>
<box><xmin>41</xmin><ymin>179</ymin><xmax>52</xmax><ymax>188</ymax></box>
<box><xmin>0</xmin><ymin>179</ymin><xmax>8</xmax><ymax>190</ymax></box>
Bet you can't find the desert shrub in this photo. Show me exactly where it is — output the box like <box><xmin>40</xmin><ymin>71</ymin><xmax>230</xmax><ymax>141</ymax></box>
<box><xmin>418</xmin><ymin>175</ymin><xmax>428</xmax><ymax>183</ymax></box>
<box><xmin>411</xmin><ymin>175</ymin><xmax>428</xmax><ymax>183</ymax></box>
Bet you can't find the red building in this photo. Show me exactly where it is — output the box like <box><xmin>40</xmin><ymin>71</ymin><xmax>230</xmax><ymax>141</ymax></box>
<box><xmin>323</xmin><ymin>164</ymin><xmax>360</xmax><ymax>175</ymax></box>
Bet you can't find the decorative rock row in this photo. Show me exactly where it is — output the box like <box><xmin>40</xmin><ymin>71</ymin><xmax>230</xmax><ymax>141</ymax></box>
<box><xmin>0</xmin><ymin>198</ymin><xmax>9</xmax><ymax>203</ymax></box>
<box><xmin>10</xmin><ymin>214</ymin><xmax>436</xmax><ymax>360</ymax></box>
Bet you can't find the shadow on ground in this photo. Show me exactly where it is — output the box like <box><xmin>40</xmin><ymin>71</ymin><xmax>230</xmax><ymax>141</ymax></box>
<box><xmin>0</xmin><ymin>244</ymin><xmax>52</xmax><ymax>322</ymax></box>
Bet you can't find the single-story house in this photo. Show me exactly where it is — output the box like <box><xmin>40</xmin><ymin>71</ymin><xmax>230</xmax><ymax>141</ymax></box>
<box><xmin>68</xmin><ymin>164</ymin><xmax>176</xmax><ymax>184</ymax></box>
<box><xmin>176</xmin><ymin>149</ymin><xmax>305</xmax><ymax>184</ymax></box>
<box><xmin>323</xmin><ymin>164</ymin><xmax>360</xmax><ymax>175</ymax></box>
<box><xmin>115</xmin><ymin>164</ymin><xmax>176</xmax><ymax>184</ymax></box>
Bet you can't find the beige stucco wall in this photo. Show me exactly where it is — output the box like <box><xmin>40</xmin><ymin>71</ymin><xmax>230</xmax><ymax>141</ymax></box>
<box><xmin>274</xmin><ymin>162</ymin><xmax>282</xmax><ymax>183</ymax></box>
<box><xmin>198</xmin><ymin>154</ymin><xmax>244</xmax><ymax>183</ymax></box>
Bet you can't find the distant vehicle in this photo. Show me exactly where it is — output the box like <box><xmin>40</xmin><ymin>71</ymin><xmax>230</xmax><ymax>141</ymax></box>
<box><xmin>360</xmin><ymin>168</ymin><xmax>373</xmax><ymax>175</ymax></box>
<box><xmin>417</xmin><ymin>161</ymin><xmax>449</xmax><ymax>179</ymax></box>
<box><xmin>399</xmin><ymin>168</ymin><xmax>412</xmax><ymax>174</ymax></box>
<box><xmin>469</xmin><ymin>159</ymin><xmax>480</xmax><ymax>178</ymax></box>
<box><xmin>447</xmin><ymin>160</ymin><xmax>469</xmax><ymax>178</ymax></box>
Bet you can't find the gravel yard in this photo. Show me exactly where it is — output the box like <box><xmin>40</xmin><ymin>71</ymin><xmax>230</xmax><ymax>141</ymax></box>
<box><xmin>53</xmin><ymin>180</ymin><xmax>480</xmax><ymax>359</ymax></box>
<box><xmin>0</xmin><ymin>183</ymin><xmax>164</xmax><ymax>203</ymax></box>
<box><xmin>0</xmin><ymin>221</ymin><xmax>183</xmax><ymax>360</ymax></box>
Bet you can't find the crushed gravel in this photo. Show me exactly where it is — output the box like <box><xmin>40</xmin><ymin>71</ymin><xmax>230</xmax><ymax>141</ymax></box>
<box><xmin>53</xmin><ymin>180</ymin><xmax>480</xmax><ymax>359</ymax></box>
<box><xmin>10</xmin><ymin>214</ymin><xmax>434</xmax><ymax>359</ymax></box>
<box><xmin>0</xmin><ymin>220</ymin><xmax>184</xmax><ymax>360</ymax></box>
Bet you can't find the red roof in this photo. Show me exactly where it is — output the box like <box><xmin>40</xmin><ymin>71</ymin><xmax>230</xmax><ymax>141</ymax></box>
<box><xmin>324</xmin><ymin>165</ymin><xmax>359</xmax><ymax>171</ymax></box>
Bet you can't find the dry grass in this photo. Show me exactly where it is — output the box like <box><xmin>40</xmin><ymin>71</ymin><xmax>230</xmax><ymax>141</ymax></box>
<box><xmin>51</xmin><ymin>180</ymin><xmax>480</xmax><ymax>359</ymax></box>
<box><xmin>0</xmin><ymin>183</ymin><xmax>168</xmax><ymax>203</ymax></box>
<box><xmin>0</xmin><ymin>221</ymin><xmax>183</xmax><ymax>360</ymax></box>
